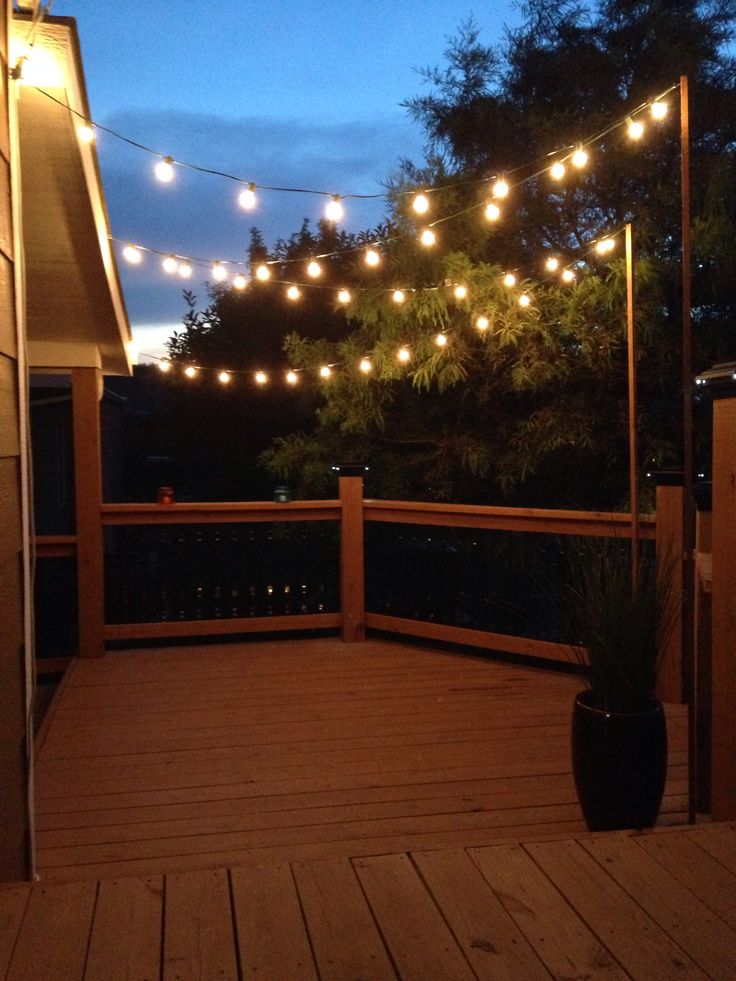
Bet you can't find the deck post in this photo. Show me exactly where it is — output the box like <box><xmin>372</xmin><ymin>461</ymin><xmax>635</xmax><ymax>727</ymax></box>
<box><xmin>694</xmin><ymin>494</ymin><xmax>712</xmax><ymax>813</ymax></box>
<box><xmin>71</xmin><ymin>367</ymin><xmax>105</xmax><ymax>658</ymax></box>
<box><xmin>711</xmin><ymin>394</ymin><xmax>736</xmax><ymax>819</ymax></box>
<box><xmin>654</xmin><ymin>480</ymin><xmax>685</xmax><ymax>703</ymax></box>
<box><xmin>336</xmin><ymin>466</ymin><xmax>366</xmax><ymax>642</ymax></box>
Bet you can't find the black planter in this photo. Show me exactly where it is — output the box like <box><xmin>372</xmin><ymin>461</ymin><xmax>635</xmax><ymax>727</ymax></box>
<box><xmin>571</xmin><ymin>690</ymin><xmax>667</xmax><ymax>831</ymax></box>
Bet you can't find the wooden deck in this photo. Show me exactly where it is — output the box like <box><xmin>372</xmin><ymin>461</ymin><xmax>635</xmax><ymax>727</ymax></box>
<box><xmin>33</xmin><ymin>637</ymin><xmax>688</xmax><ymax>882</ymax></box>
<box><xmin>3</xmin><ymin>824</ymin><xmax>736</xmax><ymax>979</ymax></box>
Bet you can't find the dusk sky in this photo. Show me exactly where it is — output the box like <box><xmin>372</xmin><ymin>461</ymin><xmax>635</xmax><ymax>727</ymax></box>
<box><xmin>50</xmin><ymin>1</ymin><xmax>522</xmax><ymax>358</ymax></box>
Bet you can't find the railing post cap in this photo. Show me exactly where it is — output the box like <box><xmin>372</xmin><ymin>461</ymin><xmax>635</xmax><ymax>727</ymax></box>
<box><xmin>645</xmin><ymin>467</ymin><xmax>684</xmax><ymax>486</ymax></box>
<box><xmin>331</xmin><ymin>463</ymin><xmax>369</xmax><ymax>477</ymax></box>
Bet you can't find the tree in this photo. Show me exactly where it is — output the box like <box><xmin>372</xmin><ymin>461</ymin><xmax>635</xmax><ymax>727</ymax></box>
<box><xmin>260</xmin><ymin>1</ymin><xmax>736</xmax><ymax>506</ymax></box>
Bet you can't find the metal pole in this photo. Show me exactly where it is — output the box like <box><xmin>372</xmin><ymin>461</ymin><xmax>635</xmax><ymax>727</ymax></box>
<box><xmin>626</xmin><ymin>223</ymin><xmax>640</xmax><ymax>586</ymax></box>
<box><xmin>680</xmin><ymin>75</ymin><xmax>697</xmax><ymax>822</ymax></box>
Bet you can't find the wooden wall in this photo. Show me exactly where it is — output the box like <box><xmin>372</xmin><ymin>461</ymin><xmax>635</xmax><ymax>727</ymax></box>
<box><xmin>0</xmin><ymin>2</ymin><xmax>31</xmax><ymax>880</ymax></box>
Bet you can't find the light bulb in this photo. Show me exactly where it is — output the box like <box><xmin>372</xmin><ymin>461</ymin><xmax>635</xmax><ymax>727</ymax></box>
<box><xmin>475</xmin><ymin>315</ymin><xmax>489</xmax><ymax>331</ymax></box>
<box><xmin>77</xmin><ymin>123</ymin><xmax>95</xmax><ymax>144</ymax></box>
<box><xmin>286</xmin><ymin>370</ymin><xmax>299</xmax><ymax>385</ymax></box>
<box><xmin>359</xmin><ymin>358</ymin><xmax>372</xmax><ymax>373</ymax></box>
<box><xmin>255</xmin><ymin>371</ymin><xmax>268</xmax><ymax>385</ymax></box>
<box><xmin>238</xmin><ymin>184</ymin><xmax>257</xmax><ymax>210</ymax></box>
<box><xmin>650</xmin><ymin>100</ymin><xmax>668</xmax><ymax>121</ymax></box>
<box><xmin>184</xmin><ymin>365</ymin><xmax>198</xmax><ymax>378</ymax></box>
<box><xmin>392</xmin><ymin>289</ymin><xmax>406</xmax><ymax>304</ymax></box>
<box><xmin>218</xmin><ymin>371</ymin><xmax>231</xmax><ymax>384</ymax></box>
<box><xmin>397</xmin><ymin>346</ymin><xmax>411</xmax><ymax>363</ymax></box>
<box><xmin>325</xmin><ymin>195</ymin><xmax>344</xmax><ymax>222</ymax></box>
<box><xmin>435</xmin><ymin>332</ymin><xmax>448</xmax><ymax>347</ymax></box>
<box><xmin>212</xmin><ymin>262</ymin><xmax>227</xmax><ymax>282</ymax></box>
<box><xmin>155</xmin><ymin>156</ymin><xmax>175</xmax><ymax>182</ymax></box>
<box><xmin>255</xmin><ymin>264</ymin><xmax>270</xmax><ymax>281</ymax></box>
<box><xmin>420</xmin><ymin>228</ymin><xmax>436</xmax><ymax>247</ymax></box>
<box><xmin>319</xmin><ymin>365</ymin><xmax>332</xmax><ymax>379</ymax></box>
<box><xmin>571</xmin><ymin>146</ymin><xmax>589</xmax><ymax>169</ymax></box>
<box><xmin>413</xmin><ymin>192</ymin><xmax>429</xmax><ymax>214</ymax></box>
<box><xmin>492</xmin><ymin>178</ymin><xmax>509</xmax><ymax>199</ymax></box>
<box><xmin>627</xmin><ymin>118</ymin><xmax>645</xmax><ymax>140</ymax></box>
<box><xmin>550</xmin><ymin>161</ymin><xmax>566</xmax><ymax>181</ymax></box>
<box><xmin>365</xmin><ymin>248</ymin><xmax>380</xmax><ymax>267</ymax></box>
<box><xmin>596</xmin><ymin>237</ymin><xmax>615</xmax><ymax>254</ymax></box>
<box><xmin>162</xmin><ymin>255</ymin><xmax>178</xmax><ymax>274</ymax></box>
<box><xmin>307</xmin><ymin>260</ymin><xmax>322</xmax><ymax>278</ymax></box>
<box><xmin>233</xmin><ymin>274</ymin><xmax>247</xmax><ymax>290</ymax></box>
<box><xmin>178</xmin><ymin>262</ymin><xmax>192</xmax><ymax>278</ymax></box>
<box><xmin>453</xmin><ymin>285</ymin><xmax>468</xmax><ymax>300</ymax></box>
<box><xmin>502</xmin><ymin>272</ymin><xmax>516</xmax><ymax>288</ymax></box>
<box><xmin>545</xmin><ymin>257</ymin><xmax>560</xmax><ymax>272</ymax></box>
<box><xmin>287</xmin><ymin>285</ymin><xmax>301</xmax><ymax>300</ymax></box>
<box><xmin>561</xmin><ymin>268</ymin><xmax>576</xmax><ymax>283</ymax></box>
<box><xmin>485</xmin><ymin>202</ymin><xmax>501</xmax><ymax>222</ymax></box>
<box><xmin>518</xmin><ymin>293</ymin><xmax>531</xmax><ymax>308</ymax></box>
<box><xmin>337</xmin><ymin>289</ymin><xmax>351</xmax><ymax>304</ymax></box>
<box><xmin>122</xmin><ymin>244</ymin><xmax>142</xmax><ymax>264</ymax></box>
<box><xmin>158</xmin><ymin>360</ymin><xmax>172</xmax><ymax>373</ymax></box>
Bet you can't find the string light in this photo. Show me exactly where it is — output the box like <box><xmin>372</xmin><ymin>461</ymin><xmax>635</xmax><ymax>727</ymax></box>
<box><xmin>435</xmin><ymin>332</ymin><xmax>448</xmax><ymax>347</ymax></box>
<box><xmin>162</xmin><ymin>255</ymin><xmax>178</xmax><ymax>274</ymax></box>
<box><xmin>420</xmin><ymin>228</ymin><xmax>436</xmax><ymax>247</ymax></box>
<box><xmin>184</xmin><ymin>365</ymin><xmax>198</xmax><ymax>378</ymax></box>
<box><xmin>238</xmin><ymin>183</ymin><xmax>257</xmax><ymax>210</ymax></box>
<box><xmin>359</xmin><ymin>358</ymin><xmax>372</xmax><ymax>373</ymax></box>
<box><xmin>595</xmin><ymin>237</ymin><xmax>616</xmax><ymax>254</ymax></box>
<box><xmin>549</xmin><ymin>161</ymin><xmax>566</xmax><ymax>181</ymax></box>
<box><xmin>319</xmin><ymin>365</ymin><xmax>332</xmax><ymax>379</ymax></box>
<box><xmin>218</xmin><ymin>370</ymin><xmax>231</xmax><ymax>384</ymax></box>
<box><xmin>178</xmin><ymin>262</ymin><xmax>192</xmax><ymax>278</ymax></box>
<box><xmin>211</xmin><ymin>262</ymin><xmax>227</xmax><ymax>282</ymax></box>
<box><xmin>306</xmin><ymin>260</ymin><xmax>322</xmax><ymax>278</ymax></box>
<box><xmin>255</xmin><ymin>264</ymin><xmax>271</xmax><ymax>281</ymax></box>
<box><xmin>365</xmin><ymin>248</ymin><xmax>381</xmax><ymax>267</ymax></box>
<box><xmin>545</xmin><ymin>257</ymin><xmax>560</xmax><ymax>272</ymax></box>
<box><xmin>255</xmin><ymin>371</ymin><xmax>268</xmax><ymax>385</ymax></box>
<box><xmin>77</xmin><ymin>122</ymin><xmax>95</xmax><ymax>144</ymax></box>
<box><xmin>233</xmin><ymin>274</ymin><xmax>247</xmax><ymax>290</ymax></box>
<box><xmin>287</xmin><ymin>285</ymin><xmax>301</xmax><ymax>300</ymax></box>
<box><xmin>475</xmin><ymin>315</ymin><xmax>490</xmax><ymax>331</ymax></box>
<box><xmin>571</xmin><ymin>146</ymin><xmax>589</xmax><ymax>169</ymax></box>
<box><xmin>518</xmin><ymin>293</ymin><xmax>531</xmax><ymax>308</ymax></box>
<box><xmin>650</xmin><ymin>100</ymin><xmax>668</xmax><ymax>120</ymax></box>
<box><xmin>453</xmin><ymin>285</ymin><xmax>468</xmax><ymax>300</ymax></box>
<box><xmin>286</xmin><ymin>370</ymin><xmax>299</xmax><ymax>385</ymax></box>
<box><xmin>337</xmin><ymin>289</ymin><xmax>351</xmax><ymax>304</ymax></box>
<box><xmin>392</xmin><ymin>289</ymin><xmax>406</xmax><ymax>304</ymax></box>
<box><xmin>397</xmin><ymin>346</ymin><xmax>411</xmax><ymax>362</ymax></box>
<box><xmin>154</xmin><ymin>155</ymin><xmax>175</xmax><ymax>183</ymax></box>
<box><xmin>122</xmin><ymin>244</ymin><xmax>142</xmax><ymax>264</ymax></box>
<box><xmin>158</xmin><ymin>359</ymin><xmax>172</xmax><ymax>373</ymax></box>
<box><xmin>325</xmin><ymin>195</ymin><xmax>344</xmax><ymax>222</ymax></box>
<box><xmin>561</xmin><ymin>268</ymin><xmax>576</xmax><ymax>283</ymax></box>
<box><xmin>412</xmin><ymin>192</ymin><xmax>429</xmax><ymax>214</ymax></box>
<box><xmin>627</xmin><ymin>118</ymin><xmax>645</xmax><ymax>140</ymax></box>
<box><xmin>485</xmin><ymin>202</ymin><xmax>501</xmax><ymax>222</ymax></box>
<box><xmin>503</xmin><ymin>272</ymin><xmax>517</xmax><ymax>288</ymax></box>
<box><xmin>492</xmin><ymin>178</ymin><xmax>509</xmax><ymax>199</ymax></box>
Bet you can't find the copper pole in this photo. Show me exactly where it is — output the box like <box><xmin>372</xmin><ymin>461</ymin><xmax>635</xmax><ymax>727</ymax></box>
<box><xmin>626</xmin><ymin>223</ymin><xmax>640</xmax><ymax>586</ymax></box>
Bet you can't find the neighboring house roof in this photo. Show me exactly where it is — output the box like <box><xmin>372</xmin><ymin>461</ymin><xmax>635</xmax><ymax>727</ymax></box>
<box><xmin>12</xmin><ymin>14</ymin><xmax>132</xmax><ymax>376</ymax></box>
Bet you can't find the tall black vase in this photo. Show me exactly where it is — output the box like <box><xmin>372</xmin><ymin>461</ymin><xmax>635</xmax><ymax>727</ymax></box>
<box><xmin>571</xmin><ymin>690</ymin><xmax>667</xmax><ymax>831</ymax></box>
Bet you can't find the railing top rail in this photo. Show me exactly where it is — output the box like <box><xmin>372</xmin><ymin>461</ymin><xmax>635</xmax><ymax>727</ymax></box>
<box><xmin>100</xmin><ymin>501</ymin><xmax>341</xmax><ymax>525</ymax></box>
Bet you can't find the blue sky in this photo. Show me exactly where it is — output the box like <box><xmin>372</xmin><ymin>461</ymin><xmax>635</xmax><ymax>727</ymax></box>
<box><xmin>50</xmin><ymin>1</ymin><xmax>522</xmax><ymax>356</ymax></box>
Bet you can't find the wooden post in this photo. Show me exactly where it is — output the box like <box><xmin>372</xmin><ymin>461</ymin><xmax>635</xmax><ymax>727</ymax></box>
<box><xmin>71</xmin><ymin>367</ymin><xmax>105</xmax><ymax>657</ymax></box>
<box><xmin>337</xmin><ymin>468</ymin><xmax>366</xmax><ymax>643</ymax></box>
<box><xmin>655</xmin><ymin>482</ymin><xmax>684</xmax><ymax>704</ymax></box>
<box><xmin>694</xmin><ymin>500</ymin><xmax>712</xmax><ymax>813</ymax></box>
<box><xmin>626</xmin><ymin>223</ymin><xmax>640</xmax><ymax>583</ymax></box>
<box><xmin>711</xmin><ymin>396</ymin><xmax>736</xmax><ymax>819</ymax></box>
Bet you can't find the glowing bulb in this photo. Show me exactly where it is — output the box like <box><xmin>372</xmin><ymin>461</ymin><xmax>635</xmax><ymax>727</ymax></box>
<box><xmin>650</xmin><ymin>100</ymin><xmax>668</xmax><ymax>121</ymax></box>
<box><xmin>77</xmin><ymin>123</ymin><xmax>95</xmax><ymax>144</ymax></box>
<box><xmin>420</xmin><ymin>228</ymin><xmax>436</xmax><ymax>247</ymax></box>
<box><xmin>212</xmin><ymin>262</ymin><xmax>227</xmax><ymax>282</ymax></box>
<box><xmin>162</xmin><ymin>255</ymin><xmax>178</xmax><ymax>274</ymax></box>
<box><xmin>435</xmin><ymin>332</ymin><xmax>447</xmax><ymax>347</ymax></box>
<box><xmin>255</xmin><ymin>264</ymin><xmax>271</xmax><ymax>281</ymax></box>
<box><xmin>337</xmin><ymin>289</ymin><xmax>351</xmax><ymax>304</ymax></box>
<box><xmin>550</xmin><ymin>161</ymin><xmax>566</xmax><ymax>181</ymax></box>
<box><xmin>325</xmin><ymin>195</ymin><xmax>344</xmax><ymax>222</ymax></box>
<box><xmin>365</xmin><ymin>248</ymin><xmax>380</xmax><ymax>267</ymax></box>
<box><xmin>502</xmin><ymin>272</ymin><xmax>516</xmax><ymax>288</ymax></box>
<box><xmin>492</xmin><ymin>178</ymin><xmax>509</xmax><ymax>199</ymax></box>
<box><xmin>319</xmin><ymin>365</ymin><xmax>332</xmax><ymax>379</ymax></box>
<box><xmin>359</xmin><ymin>358</ymin><xmax>372</xmax><ymax>373</ymax></box>
<box><xmin>397</xmin><ymin>346</ymin><xmax>411</xmax><ymax>363</ymax></box>
<box><xmin>218</xmin><ymin>371</ymin><xmax>231</xmax><ymax>384</ymax></box>
<box><xmin>561</xmin><ymin>268</ymin><xmax>576</xmax><ymax>283</ymax></box>
<box><xmin>627</xmin><ymin>118</ymin><xmax>645</xmax><ymax>140</ymax></box>
<box><xmin>595</xmin><ymin>237</ymin><xmax>615</xmax><ymax>254</ymax></box>
<box><xmin>286</xmin><ymin>370</ymin><xmax>299</xmax><ymax>385</ymax></box>
<box><xmin>392</xmin><ymin>289</ymin><xmax>406</xmax><ymax>304</ymax></box>
<box><xmin>233</xmin><ymin>274</ymin><xmax>247</xmax><ymax>290</ymax></box>
<box><xmin>413</xmin><ymin>192</ymin><xmax>429</xmax><ymax>214</ymax></box>
<box><xmin>122</xmin><ymin>244</ymin><xmax>142</xmax><ymax>265</ymax></box>
<box><xmin>518</xmin><ymin>293</ymin><xmax>531</xmax><ymax>308</ymax></box>
<box><xmin>307</xmin><ymin>260</ymin><xmax>322</xmax><ymax>278</ymax></box>
<box><xmin>571</xmin><ymin>146</ymin><xmax>588</xmax><ymax>169</ymax></box>
<box><xmin>545</xmin><ymin>257</ymin><xmax>560</xmax><ymax>272</ymax></box>
<box><xmin>238</xmin><ymin>184</ymin><xmax>257</xmax><ymax>210</ymax></box>
<box><xmin>485</xmin><ymin>202</ymin><xmax>501</xmax><ymax>222</ymax></box>
<box><xmin>453</xmin><ymin>285</ymin><xmax>468</xmax><ymax>300</ymax></box>
<box><xmin>158</xmin><ymin>360</ymin><xmax>172</xmax><ymax>373</ymax></box>
<box><xmin>178</xmin><ymin>262</ymin><xmax>192</xmax><ymax>278</ymax></box>
<box><xmin>475</xmin><ymin>316</ymin><xmax>489</xmax><ymax>331</ymax></box>
<box><xmin>184</xmin><ymin>365</ymin><xmax>198</xmax><ymax>378</ymax></box>
<box><xmin>287</xmin><ymin>285</ymin><xmax>301</xmax><ymax>300</ymax></box>
<box><xmin>255</xmin><ymin>371</ymin><xmax>268</xmax><ymax>385</ymax></box>
<box><xmin>155</xmin><ymin>156</ymin><xmax>175</xmax><ymax>182</ymax></box>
